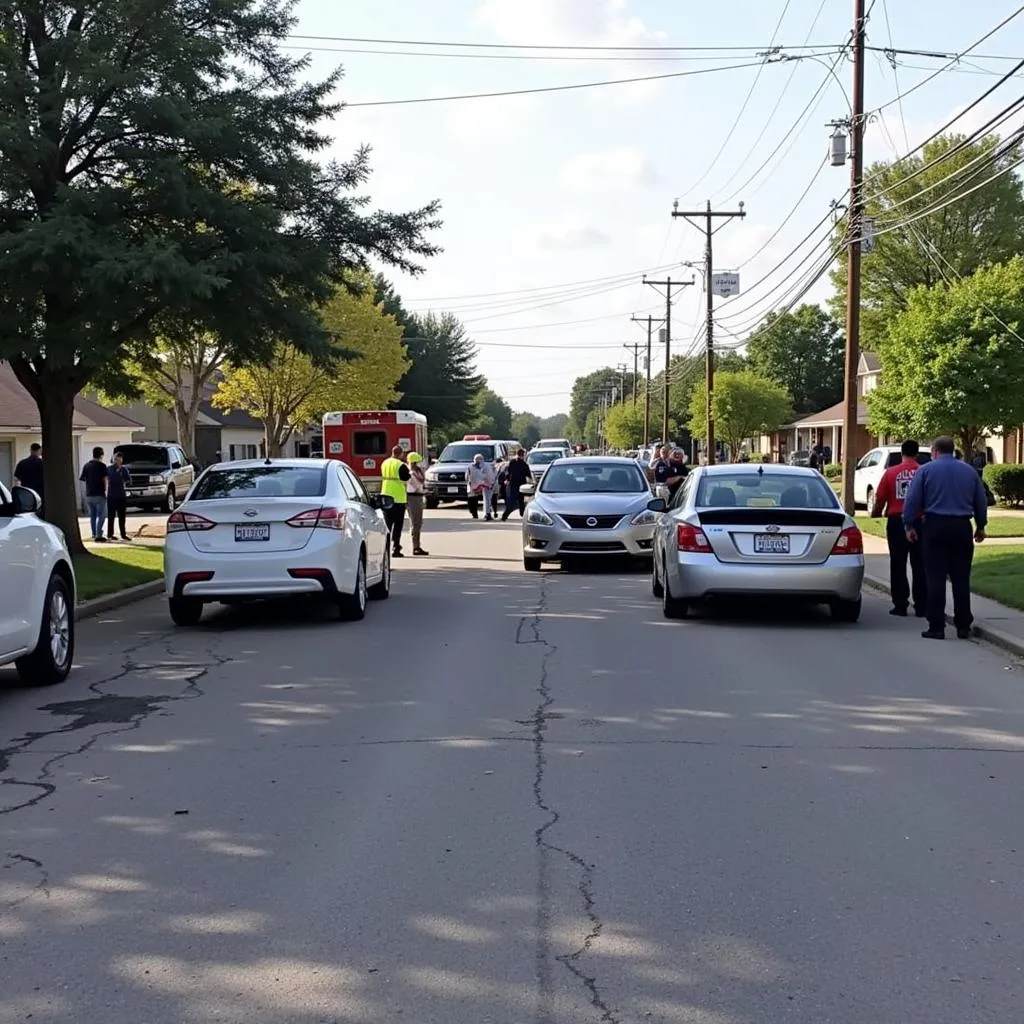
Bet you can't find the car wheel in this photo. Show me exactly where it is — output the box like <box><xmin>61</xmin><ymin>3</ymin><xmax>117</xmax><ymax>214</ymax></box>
<box><xmin>662</xmin><ymin>560</ymin><xmax>688</xmax><ymax>619</ymax></box>
<box><xmin>169</xmin><ymin>596</ymin><xmax>204</xmax><ymax>626</ymax></box>
<box><xmin>162</xmin><ymin>486</ymin><xmax>177</xmax><ymax>513</ymax></box>
<box><xmin>368</xmin><ymin>548</ymin><xmax>391</xmax><ymax>600</ymax></box>
<box><xmin>651</xmin><ymin>556</ymin><xmax>664</xmax><ymax>598</ymax></box>
<box><xmin>830</xmin><ymin>597</ymin><xmax>862</xmax><ymax>623</ymax></box>
<box><xmin>864</xmin><ymin>485</ymin><xmax>873</xmax><ymax>512</ymax></box>
<box><xmin>15</xmin><ymin>573</ymin><xmax>75</xmax><ymax>686</ymax></box>
<box><xmin>425</xmin><ymin>495</ymin><xmax>440</xmax><ymax>510</ymax></box>
<box><xmin>524</xmin><ymin>556</ymin><xmax>542</xmax><ymax>571</ymax></box>
<box><xmin>338</xmin><ymin>553</ymin><xmax>368</xmax><ymax>621</ymax></box>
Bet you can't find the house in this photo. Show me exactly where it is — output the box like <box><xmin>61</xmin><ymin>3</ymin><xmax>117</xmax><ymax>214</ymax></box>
<box><xmin>0</xmin><ymin>363</ymin><xmax>144</xmax><ymax>499</ymax></box>
<box><xmin>754</xmin><ymin>352</ymin><xmax>1024</xmax><ymax>464</ymax></box>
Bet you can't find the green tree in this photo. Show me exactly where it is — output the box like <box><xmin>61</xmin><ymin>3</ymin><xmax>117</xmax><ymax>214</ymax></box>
<box><xmin>745</xmin><ymin>304</ymin><xmax>844</xmax><ymax>415</ymax></box>
<box><xmin>688</xmin><ymin>370</ymin><xmax>792</xmax><ymax>456</ymax></box>
<box><xmin>466</xmin><ymin>386</ymin><xmax>513</xmax><ymax>438</ymax></box>
<box><xmin>603</xmin><ymin>402</ymin><xmax>646</xmax><ymax>448</ymax></box>
<box><xmin>583</xmin><ymin>408</ymin><xmax>600</xmax><ymax>449</ymax></box>
<box><xmin>867</xmin><ymin>257</ymin><xmax>1024</xmax><ymax>454</ymax></box>
<box><xmin>569</xmin><ymin>367</ymin><xmax>638</xmax><ymax>434</ymax></box>
<box><xmin>829</xmin><ymin>133</ymin><xmax>1024</xmax><ymax>353</ymax></box>
<box><xmin>0</xmin><ymin>2</ymin><xmax>439</xmax><ymax>549</ymax></box>
<box><xmin>539</xmin><ymin>413</ymin><xmax>570</xmax><ymax>437</ymax></box>
<box><xmin>511</xmin><ymin>412</ymin><xmax>541</xmax><ymax>447</ymax></box>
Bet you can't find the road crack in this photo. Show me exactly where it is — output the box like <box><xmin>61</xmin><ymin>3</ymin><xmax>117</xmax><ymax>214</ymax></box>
<box><xmin>518</xmin><ymin>575</ymin><xmax>621</xmax><ymax>1024</ymax></box>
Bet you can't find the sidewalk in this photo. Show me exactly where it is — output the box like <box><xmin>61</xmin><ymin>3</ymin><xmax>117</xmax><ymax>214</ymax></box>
<box><xmin>861</xmin><ymin>533</ymin><xmax>1024</xmax><ymax>658</ymax></box>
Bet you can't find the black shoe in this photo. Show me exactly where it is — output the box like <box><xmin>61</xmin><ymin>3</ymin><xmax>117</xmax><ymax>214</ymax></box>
<box><xmin>889</xmin><ymin>606</ymin><xmax>908</xmax><ymax>617</ymax></box>
<box><xmin>413</xmin><ymin>548</ymin><xmax>429</xmax><ymax>556</ymax></box>
<box><xmin>957</xmin><ymin>627</ymin><xmax>972</xmax><ymax>639</ymax></box>
<box><xmin>484</xmin><ymin>515</ymin><xmax>493</xmax><ymax>521</ymax></box>
<box><xmin>392</xmin><ymin>549</ymin><xmax>404</xmax><ymax>558</ymax></box>
<box><xmin>94</xmin><ymin>536</ymin><xmax>106</xmax><ymax>543</ymax></box>
<box><xmin>921</xmin><ymin>629</ymin><xmax>945</xmax><ymax>640</ymax></box>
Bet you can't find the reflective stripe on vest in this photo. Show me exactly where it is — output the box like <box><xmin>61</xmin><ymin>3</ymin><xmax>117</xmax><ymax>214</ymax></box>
<box><xmin>380</xmin><ymin>458</ymin><xmax>407</xmax><ymax>502</ymax></box>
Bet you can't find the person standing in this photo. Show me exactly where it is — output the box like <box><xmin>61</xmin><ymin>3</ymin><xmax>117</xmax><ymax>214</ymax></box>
<box><xmin>902</xmin><ymin>436</ymin><xmax>988</xmax><ymax>640</ymax></box>
<box><xmin>501</xmin><ymin>448</ymin><xmax>531</xmax><ymax>521</ymax></box>
<box><xmin>871</xmin><ymin>439</ymin><xmax>926</xmax><ymax>618</ymax></box>
<box><xmin>106</xmin><ymin>451</ymin><xmax>131</xmax><ymax>541</ymax></box>
<box><xmin>405</xmin><ymin>452</ymin><xmax>430</xmax><ymax>556</ymax></box>
<box><xmin>79</xmin><ymin>446</ymin><xmax>108</xmax><ymax>543</ymax></box>
<box><xmin>467</xmin><ymin>453</ymin><xmax>496</xmax><ymax>521</ymax></box>
<box><xmin>13</xmin><ymin>443</ymin><xmax>44</xmax><ymax>503</ymax></box>
<box><xmin>379</xmin><ymin>446</ymin><xmax>411</xmax><ymax>558</ymax></box>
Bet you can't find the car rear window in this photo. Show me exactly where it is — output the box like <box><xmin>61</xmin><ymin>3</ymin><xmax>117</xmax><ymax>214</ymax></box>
<box><xmin>697</xmin><ymin>472</ymin><xmax>839</xmax><ymax>509</ymax></box>
<box><xmin>527</xmin><ymin>450</ymin><xmax>560</xmax><ymax>465</ymax></box>
<box><xmin>540</xmin><ymin>463</ymin><xmax>647</xmax><ymax>493</ymax></box>
<box><xmin>190</xmin><ymin>466</ymin><xmax>328</xmax><ymax>500</ymax></box>
<box><xmin>115</xmin><ymin>445</ymin><xmax>169</xmax><ymax>466</ymax></box>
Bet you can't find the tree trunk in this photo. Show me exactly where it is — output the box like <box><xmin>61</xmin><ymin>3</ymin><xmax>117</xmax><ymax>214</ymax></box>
<box><xmin>173</xmin><ymin>399</ymin><xmax>198</xmax><ymax>459</ymax></box>
<box><xmin>38</xmin><ymin>382</ymin><xmax>87</xmax><ymax>555</ymax></box>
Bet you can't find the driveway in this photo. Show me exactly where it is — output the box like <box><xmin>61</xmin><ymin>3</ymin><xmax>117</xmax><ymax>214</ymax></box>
<box><xmin>2</xmin><ymin>509</ymin><xmax>1023</xmax><ymax>1022</ymax></box>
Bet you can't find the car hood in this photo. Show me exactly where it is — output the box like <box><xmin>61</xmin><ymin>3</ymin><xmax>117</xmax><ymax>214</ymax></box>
<box><xmin>532</xmin><ymin>491</ymin><xmax>652</xmax><ymax>515</ymax></box>
<box><xmin>430</xmin><ymin>461</ymin><xmax>490</xmax><ymax>474</ymax></box>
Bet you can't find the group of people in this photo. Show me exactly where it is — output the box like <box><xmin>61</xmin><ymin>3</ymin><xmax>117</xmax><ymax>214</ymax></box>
<box><xmin>648</xmin><ymin>445</ymin><xmax>690</xmax><ymax>501</ymax></box>
<box><xmin>871</xmin><ymin>436</ymin><xmax>989</xmax><ymax>640</ymax></box>
<box><xmin>79</xmin><ymin>447</ymin><xmax>132</xmax><ymax>542</ymax></box>
<box><xmin>467</xmin><ymin>448</ymin><xmax>530</xmax><ymax>522</ymax></box>
<box><xmin>379</xmin><ymin>446</ymin><xmax>429</xmax><ymax>558</ymax></box>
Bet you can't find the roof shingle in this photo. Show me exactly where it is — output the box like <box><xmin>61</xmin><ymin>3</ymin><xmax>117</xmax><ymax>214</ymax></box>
<box><xmin>0</xmin><ymin>363</ymin><xmax>142</xmax><ymax>430</ymax></box>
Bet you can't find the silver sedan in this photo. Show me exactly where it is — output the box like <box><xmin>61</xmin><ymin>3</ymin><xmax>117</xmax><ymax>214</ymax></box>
<box><xmin>520</xmin><ymin>457</ymin><xmax>662</xmax><ymax>570</ymax></box>
<box><xmin>651</xmin><ymin>463</ymin><xmax>864</xmax><ymax>621</ymax></box>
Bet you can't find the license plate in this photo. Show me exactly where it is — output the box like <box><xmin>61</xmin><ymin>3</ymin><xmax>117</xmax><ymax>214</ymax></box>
<box><xmin>754</xmin><ymin>533</ymin><xmax>790</xmax><ymax>554</ymax></box>
<box><xmin>235</xmin><ymin>523</ymin><xmax>270</xmax><ymax>542</ymax></box>
<box><xmin>446</xmin><ymin>487</ymin><xmax>459</xmax><ymax>494</ymax></box>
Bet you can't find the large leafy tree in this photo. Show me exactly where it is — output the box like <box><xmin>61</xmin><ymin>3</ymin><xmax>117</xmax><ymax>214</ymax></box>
<box><xmin>539</xmin><ymin>412</ymin><xmax>570</xmax><ymax>437</ymax></box>
<box><xmin>603</xmin><ymin>402</ymin><xmax>646</xmax><ymax>448</ymax></box>
<box><xmin>569</xmin><ymin>367</ymin><xmax>639</xmax><ymax>436</ymax></box>
<box><xmin>745</xmin><ymin>304</ymin><xmax>844</xmax><ymax>415</ymax></box>
<box><xmin>465</xmin><ymin>386</ymin><xmax>513</xmax><ymax>438</ymax></box>
<box><xmin>511</xmin><ymin>412</ymin><xmax>541</xmax><ymax>448</ymax></box>
<box><xmin>829</xmin><ymin>133</ymin><xmax>1024</xmax><ymax>353</ymax></box>
<box><xmin>0</xmin><ymin>2</ymin><xmax>438</xmax><ymax>550</ymax></box>
<box><xmin>867</xmin><ymin>257</ymin><xmax>1024</xmax><ymax>455</ymax></box>
<box><xmin>688</xmin><ymin>370</ymin><xmax>792</xmax><ymax>456</ymax></box>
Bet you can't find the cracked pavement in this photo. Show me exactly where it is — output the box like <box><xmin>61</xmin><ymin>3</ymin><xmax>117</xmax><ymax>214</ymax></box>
<box><xmin>2</xmin><ymin>507</ymin><xmax>1024</xmax><ymax>1023</ymax></box>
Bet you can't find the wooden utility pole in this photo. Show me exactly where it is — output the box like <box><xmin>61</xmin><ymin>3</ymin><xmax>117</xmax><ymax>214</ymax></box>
<box><xmin>840</xmin><ymin>0</ymin><xmax>867</xmax><ymax>515</ymax></box>
<box><xmin>642</xmin><ymin>277</ymin><xmax>695</xmax><ymax>449</ymax></box>
<box><xmin>631</xmin><ymin>314</ymin><xmax>663</xmax><ymax>449</ymax></box>
<box><xmin>672</xmin><ymin>200</ymin><xmax>746</xmax><ymax>465</ymax></box>
<box><xmin>624</xmin><ymin>342</ymin><xmax>640</xmax><ymax>406</ymax></box>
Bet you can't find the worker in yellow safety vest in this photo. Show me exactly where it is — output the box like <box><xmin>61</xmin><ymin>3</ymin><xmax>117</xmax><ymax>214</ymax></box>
<box><xmin>379</xmin><ymin>446</ymin><xmax>411</xmax><ymax>557</ymax></box>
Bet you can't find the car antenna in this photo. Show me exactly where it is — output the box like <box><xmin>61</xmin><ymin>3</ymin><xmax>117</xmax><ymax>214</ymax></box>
<box><xmin>264</xmin><ymin>457</ymin><xmax>272</xmax><ymax>465</ymax></box>
<box><xmin>757</xmin><ymin>464</ymin><xmax>764</xmax><ymax>475</ymax></box>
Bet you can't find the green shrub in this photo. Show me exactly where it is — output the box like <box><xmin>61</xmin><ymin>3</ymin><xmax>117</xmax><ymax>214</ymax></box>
<box><xmin>824</xmin><ymin>462</ymin><xmax>843</xmax><ymax>480</ymax></box>
<box><xmin>985</xmin><ymin>464</ymin><xmax>1024</xmax><ymax>506</ymax></box>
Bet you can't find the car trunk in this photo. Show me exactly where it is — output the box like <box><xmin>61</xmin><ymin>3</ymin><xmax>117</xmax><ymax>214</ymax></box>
<box><xmin>182</xmin><ymin>498</ymin><xmax>322</xmax><ymax>554</ymax></box>
<box><xmin>695</xmin><ymin>507</ymin><xmax>847</xmax><ymax>565</ymax></box>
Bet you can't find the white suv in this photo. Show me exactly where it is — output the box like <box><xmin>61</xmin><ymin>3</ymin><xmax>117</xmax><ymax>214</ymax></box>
<box><xmin>0</xmin><ymin>483</ymin><xmax>76</xmax><ymax>685</ymax></box>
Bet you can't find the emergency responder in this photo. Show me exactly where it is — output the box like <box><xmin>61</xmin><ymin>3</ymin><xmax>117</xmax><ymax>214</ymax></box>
<box><xmin>871</xmin><ymin>439</ymin><xmax>926</xmax><ymax>617</ymax></box>
<box><xmin>380</xmin><ymin>445</ymin><xmax>411</xmax><ymax>558</ymax></box>
<box><xmin>405</xmin><ymin>451</ymin><xmax>429</xmax><ymax>556</ymax></box>
<box><xmin>902</xmin><ymin>436</ymin><xmax>988</xmax><ymax>640</ymax></box>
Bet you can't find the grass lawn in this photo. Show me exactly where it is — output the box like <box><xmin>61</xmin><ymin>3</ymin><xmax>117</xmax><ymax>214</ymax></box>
<box><xmin>856</xmin><ymin>514</ymin><xmax>1024</xmax><ymax>539</ymax></box>
<box><xmin>73</xmin><ymin>545</ymin><xmax>164</xmax><ymax>602</ymax></box>
<box><xmin>971</xmin><ymin>545</ymin><xmax>1024</xmax><ymax>611</ymax></box>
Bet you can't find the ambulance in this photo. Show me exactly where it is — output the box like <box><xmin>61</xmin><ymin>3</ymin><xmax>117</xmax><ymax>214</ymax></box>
<box><xmin>322</xmin><ymin>410</ymin><xmax>429</xmax><ymax>494</ymax></box>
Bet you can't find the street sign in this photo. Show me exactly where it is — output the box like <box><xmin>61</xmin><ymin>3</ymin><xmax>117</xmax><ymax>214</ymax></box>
<box><xmin>712</xmin><ymin>272</ymin><xmax>740</xmax><ymax>298</ymax></box>
<box><xmin>861</xmin><ymin>217</ymin><xmax>876</xmax><ymax>253</ymax></box>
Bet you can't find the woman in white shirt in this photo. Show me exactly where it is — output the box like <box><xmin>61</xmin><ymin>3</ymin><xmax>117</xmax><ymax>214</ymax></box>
<box><xmin>467</xmin><ymin>453</ymin><xmax>497</xmax><ymax>521</ymax></box>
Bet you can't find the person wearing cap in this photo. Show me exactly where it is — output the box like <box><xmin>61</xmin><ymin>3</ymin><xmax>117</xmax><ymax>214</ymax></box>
<box><xmin>405</xmin><ymin>451</ymin><xmax>429</xmax><ymax>556</ymax></box>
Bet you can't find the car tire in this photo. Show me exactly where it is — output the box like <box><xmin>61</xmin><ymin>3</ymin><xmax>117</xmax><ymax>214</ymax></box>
<box><xmin>662</xmin><ymin>560</ymin><xmax>688</xmax><ymax>619</ymax></box>
<box><xmin>425</xmin><ymin>495</ymin><xmax>440</xmax><ymax>510</ymax></box>
<box><xmin>338</xmin><ymin>553</ymin><xmax>368</xmax><ymax>621</ymax></box>
<box><xmin>15</xmin><ymin>573</ymin><xmax>75</xmax><ymax>686</ymax></box>
<box><xmin>524</xmin><ymin>556</ymin><xmax>542</xmax><ymax>571</ymax></box>
<box><xmin>864</xmin><ymin>486</ymin><xmax>873</xmax><ymax>513</ymax></box>
<box><xmin>830</xmin><ymin>597</ymin><xmax>862</xmax><ymax>623</ymax></box>
<box><xmin>162</xmin><ymin>486</ymin><xmax>177</xmax><ymax>513</ymax></box>
<box><xmin>651</xmin><ymin>558</ymin><xmax>664</xmax><ymax>598</ymax></box>
<box><xmin>368</xmin><ymin>548</ymin><xmax>391</xmax><ymax>601</ymax></box>
<box><xmin>169</xmin><ymin>596</ymin><xmax>204</xmax><ymax>626</ymax></box>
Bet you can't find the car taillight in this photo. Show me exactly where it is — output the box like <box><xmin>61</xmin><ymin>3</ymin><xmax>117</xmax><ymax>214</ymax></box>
<box><xmin>831</xmin><ymin>525</ymin><xmax>863</xmax><ymax>555</ymax></box>
<box><xmin>676</xmin><ymin>523</ymin><xmax>711</xmax><ymax>552</ymax></box>
<box><xmin>286</xmin><ymin>506</ymin><xmax>347</xmax><ymax>530</ymax></box>
<box><xmin>167</xmin><ymin>511</ymin><xmax>215</xmax><ymax>532</ymax></box>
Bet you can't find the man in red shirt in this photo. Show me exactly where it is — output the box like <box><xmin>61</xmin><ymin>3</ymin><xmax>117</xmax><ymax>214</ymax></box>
<box><xmin>871</xmin><ymin>439</ymin><xmax>927</xmax><ymax>617</ymax></box>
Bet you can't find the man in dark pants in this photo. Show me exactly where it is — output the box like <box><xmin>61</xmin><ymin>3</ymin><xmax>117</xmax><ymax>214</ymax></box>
<box><xmin>501</xmin><ymin>448</ymin><xmax>531</xmax><ymax>521</ymax></box>
<box><xmin>106</xmin><ymin>451</ymin><xmax>131</xmax><ymax>540</ymax></box>
<box><xmin>902</xmin><ymin>436</ymin><xmax>988</xmax><ymax>640</ymax></box>
<box><xmin>871</xmin><ymin>439</ymin><xmax>926</xmax><ymax>617</ymax></box>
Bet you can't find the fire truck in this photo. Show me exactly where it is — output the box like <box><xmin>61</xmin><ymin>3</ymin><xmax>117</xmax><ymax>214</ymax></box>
<box><xmin>322</xmin><ymin>410</ymin><xmax>429</xmax><ymax>493</ymax></box>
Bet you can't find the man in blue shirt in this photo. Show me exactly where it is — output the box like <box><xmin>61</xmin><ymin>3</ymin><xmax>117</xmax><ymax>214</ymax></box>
<box><xmin>902</xmin><ymin>436</ymin><xmax>988</xmax><ymax>640</ymax></box>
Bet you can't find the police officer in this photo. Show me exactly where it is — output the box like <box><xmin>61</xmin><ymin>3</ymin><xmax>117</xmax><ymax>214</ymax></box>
<box><xmin>902</xmin><ymin>436</ymin><xmax>988</xmax><ymax>640</ymax></box>
<box><xmin>379</xmin><ymin>446</ymin><xmax>411</xmax><ymax>558</ymax></box>
<box><xmin>871</xmin><ymin>439</ymin><xmax>926</xmax><ymax>617</ymax></box>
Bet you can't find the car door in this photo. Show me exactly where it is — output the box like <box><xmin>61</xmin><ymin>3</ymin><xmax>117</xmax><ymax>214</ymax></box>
<box><xmin>340</xmin><ymin>464</ymin><xmax>385</xmax><ymax>576</ymax></box>
<box><xmin>0</xmin><ymin>483</ymin><xmax>41</xmax><ymax>657</ymax></box>
<box><xmin>655</xmin><ymin>472</ymin><xmax>692</xmax><ymax>561</ymax></box>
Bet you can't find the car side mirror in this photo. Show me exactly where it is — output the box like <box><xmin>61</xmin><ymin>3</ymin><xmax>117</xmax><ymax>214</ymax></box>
<box><xmin>647</xmin><ymin>497</ymin><xmax>667</xmax><ymax>513</ymax></box>
<box><xmin>171</xmin><ymin>461</ymin><xmax>182</xmax><ymax>469</ymax></box>
<box><xmin>11</xmin><ymin>485</ymin><xmax>40</xmax><ymax>515</ymax></box>
<box><xmin>519</xmin><ymin>483</ymin><xmax>535</xmax><ymax>496</ymax></box>
<box><xmin>377</xmin><ymin>494</ymin><xmax>395</xmax><ymax>510</ymax></box>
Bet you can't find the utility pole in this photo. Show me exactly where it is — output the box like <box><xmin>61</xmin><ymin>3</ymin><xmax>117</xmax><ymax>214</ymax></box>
<box><xmin>642</xmin><ymin>276</ymin><xmax>695</xmax><ymax>449</ymax></box>
<box><xmin>623</xmin><ymin>342</ymin><xmax>640</xmax><ymax>406</ymax></box>
<box><xmin>672</xmin><ymin>199</ymin><xmax>746</xmax><ymax>465</ymax></box>
<box><xmin>617</xmin><ymin>363</ymin><xmax>628</xmax><ymax>408</ymax></box>
<box><xmin>631</xmin><ymin>314</ymin><xmax>664</xmax><ymax>449</ymax></box>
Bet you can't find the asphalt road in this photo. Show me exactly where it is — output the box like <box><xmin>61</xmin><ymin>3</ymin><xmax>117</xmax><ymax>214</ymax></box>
<box><xmin>3</xmin><ymin>507</ymin><xmax>1024</xmax><ymax>1023</ymax></box>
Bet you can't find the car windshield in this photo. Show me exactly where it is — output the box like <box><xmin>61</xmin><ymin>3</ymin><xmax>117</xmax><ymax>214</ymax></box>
<box><xmin>697</xmin><ymin>471</ymin><xmax>839</xmax><ymax>509</ymax></box>
<box><xmin>438</xmin><ymin>444</ymin><xmax>496</xmax><ymax>463</ymax></box>
<box><xmin>190</xmin><ymin>466</ymin><xmax>327</xmax><ymax>500</ymax></box>
<box><xmin>116</xmin><ymin>445</ymin><xmax>169</xmax><ymax>466</ymax></box>
<box><xmin>540</xmin><ymin>462</ymin><xmax>648</xmax><ymax>494</ymax></box>
<box><xmin>527</xmin><ymin>450</ymin><xmax>560</xmax><ymax>465</ymax></box>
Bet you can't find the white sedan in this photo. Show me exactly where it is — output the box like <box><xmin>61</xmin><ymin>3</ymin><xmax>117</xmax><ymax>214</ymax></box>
<box><xmin>0</xmin><ymin>482</ymin><xmax>76</xmax><ymax>684</ymax></box>
<box><xmin>164</xmin><ymin>459</ymin><xmax>393</xmax><ymax>626</ymax></box>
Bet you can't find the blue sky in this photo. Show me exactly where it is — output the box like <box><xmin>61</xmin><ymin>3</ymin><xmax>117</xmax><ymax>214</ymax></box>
<box><xmin>290</xmin><ymin>0</ymin><xmax>1024</xmax><ymax>417</ymax></box>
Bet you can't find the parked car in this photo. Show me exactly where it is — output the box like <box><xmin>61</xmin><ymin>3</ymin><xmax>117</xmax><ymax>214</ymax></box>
<box><xmin>853</xmin><ymin>445</ymin><xmax>931</xmax><ymax>510</ymax></box>
<box><xmin>423</xmin><ymin>438</ymin><xmax>509</xmax><ymax>509</ymax></box>
<box><xmin>163</xmin><ymin>459</ymin><xmax>393</xmax><ymax>626</ymax></box>
<box><xmin>0</xmin><ymin>482</ymin><xmax>76</xmax><ymax>685</ymax></box>
<box><xmin>114</xmin><ymin>442</ymin><xmax>196</xmax><ymax>512</ymax></box>
<box><xmin>525</xmin><ymin>447</ymin><xmax>561</xmax><ymax>484</ymax></box>
<box><xmin>520</xmin><ymin>457</ymin><xmax>662</xmax><ymax>570</ymax></box>
<box><xmin>788</xmin><ymin>450</ymin><xmax>812</xmax><ymax>467</ymax></box>
<box><xmin>651</xmin><ymin>463</ymin><xmax>864</xmax><ymax>621</ymax></box>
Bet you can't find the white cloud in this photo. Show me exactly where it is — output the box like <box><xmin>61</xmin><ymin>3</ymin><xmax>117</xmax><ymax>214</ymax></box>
<box><xmin>474</xmin><ymin>0</ymin><xmax>663</xmax><ymax>47</ymax></box>
<box><xmin>561</xmin><ymin>147</ymin><xmax>661</xmax><ymax>192</ymax></box>
<box><xmin>537</xmin><ymin>220</ymin><xmax>612</xmax><ymax>250</ymax></box>
<box><xmin>445</xmin><ymin>93</ymin><xmax>540</xmax><ymax>143</ymax></box>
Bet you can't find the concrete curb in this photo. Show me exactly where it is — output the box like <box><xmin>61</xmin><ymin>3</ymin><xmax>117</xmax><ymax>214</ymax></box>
<box><xmin>863</xmin><ymin>571</ymin><xmax>1024</xmax><ymax>659</ymax></box>
<box><xmin>76</xmin><ymin>581</ymin><xmax>164</xmax><ymax>621</ymax></box>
